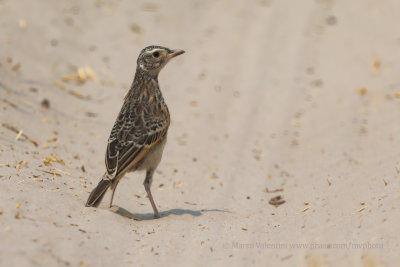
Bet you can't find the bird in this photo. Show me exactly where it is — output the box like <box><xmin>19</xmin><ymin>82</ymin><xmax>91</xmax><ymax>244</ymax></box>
<box><xmin>85</xmin><ymin>45</ymin><xmax>184</xmax><ymax>218</ymax></box>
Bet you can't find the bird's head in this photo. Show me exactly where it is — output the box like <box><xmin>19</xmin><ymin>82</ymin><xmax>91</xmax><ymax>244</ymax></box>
<box><xmin>137</xmin><ymin>45</ymin><xmax>185</xmax><ymax>76</ymax></box>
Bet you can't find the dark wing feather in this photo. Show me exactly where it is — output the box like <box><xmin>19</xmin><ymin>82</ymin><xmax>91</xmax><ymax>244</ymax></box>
<box><xmin>105</xmin><ymin>100</ymin><xmax>169</xmax><ymax>178</ymax></box>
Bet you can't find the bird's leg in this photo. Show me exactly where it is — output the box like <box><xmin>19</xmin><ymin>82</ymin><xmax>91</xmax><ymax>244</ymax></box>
<box><xmin>109</xmin><ymin>180</ymin><xmax>119</xmax><ymax>208</ymax></box>
<box><xmin>144</xmin><ymin>169</ymin><xmax>160</xmax><ymax>218</ymax></box>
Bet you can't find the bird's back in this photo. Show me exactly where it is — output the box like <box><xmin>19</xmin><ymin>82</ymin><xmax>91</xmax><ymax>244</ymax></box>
<box><xmin>105</xmin><ymin>70</ymin><xmax>170</xmax><ymax>179</ymax></box>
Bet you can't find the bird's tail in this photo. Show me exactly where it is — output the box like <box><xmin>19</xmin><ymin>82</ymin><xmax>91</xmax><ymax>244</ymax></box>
<box><xmin>85</xmin><ymin>178</ymin><xmax>112</xmax><ymax>207</ymax></box>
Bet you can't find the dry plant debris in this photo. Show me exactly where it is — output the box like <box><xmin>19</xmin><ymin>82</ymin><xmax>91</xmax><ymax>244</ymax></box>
<box><xmin>265</xmin><ymin>187</ymin><xmax>284</xmax><ymax>193</ymax></box>
<box><xmin>61</xmin><ymin>67</ymin><xmax>97</xmax><ymax>83</ymax></box>
<box><xmin>1</xmin><ymin>123</ymin><xmax>38</xmax><ymax>146</ymax></box>
<box><xmin>269</xmin><ymin>195</ymin><xmax>285</xmax><ymax>207</ymax></box>
<box><xmin>42</xmin><ymin>154</ymin><xmax>66</xmax><ymax>166</ymax></box>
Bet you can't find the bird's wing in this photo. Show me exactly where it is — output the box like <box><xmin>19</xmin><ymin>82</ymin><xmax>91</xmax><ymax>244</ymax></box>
<box><xmin>105</xmin><ymin>101</ymin><xmax>170</xmax><ymax>178</ymax></box>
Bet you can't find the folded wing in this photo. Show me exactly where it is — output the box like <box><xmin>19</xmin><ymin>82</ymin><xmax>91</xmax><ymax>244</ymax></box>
<box><xmin>105</xmin><ymin>101</ymin><xmax>169</xmax><ymax>178</ymax></box>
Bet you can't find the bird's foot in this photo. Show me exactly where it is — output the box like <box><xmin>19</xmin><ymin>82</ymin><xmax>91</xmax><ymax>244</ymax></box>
<box><xmin>154</xmin><ymin>211</ymin><xmax>160</xmax><ymax>219</ymax></box>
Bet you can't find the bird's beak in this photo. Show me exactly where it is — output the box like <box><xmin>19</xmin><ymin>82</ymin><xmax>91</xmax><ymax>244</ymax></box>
<box><xmin>167</xmin><ymin>49</ymin><xmax>185</xmax><ymax>59</ymax></box>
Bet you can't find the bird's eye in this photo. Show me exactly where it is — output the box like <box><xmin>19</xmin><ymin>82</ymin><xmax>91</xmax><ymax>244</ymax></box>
<box><xmin>152</xmin><ymin>51</ymin><xmax>160</xmax><ymax>58</ymax></box>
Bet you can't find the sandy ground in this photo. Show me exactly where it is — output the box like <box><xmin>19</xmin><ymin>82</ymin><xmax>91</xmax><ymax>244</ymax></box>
<box><xmin>1</xmin><ymin>0</ymin><xmax>400</xmax><ymax>266</ymax></box>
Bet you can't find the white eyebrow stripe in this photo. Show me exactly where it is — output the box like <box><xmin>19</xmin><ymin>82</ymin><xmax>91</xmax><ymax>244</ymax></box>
<box><xmin>148</xmin><ymin>49</ymin><xmax>161</xmax><ymax>54</ymax></box>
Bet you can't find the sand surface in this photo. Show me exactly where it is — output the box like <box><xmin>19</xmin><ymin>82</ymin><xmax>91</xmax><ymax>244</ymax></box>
<box><xmin>1</xmin><ymin>0</ymin><xmax>400</xmax><ymax>266</ymax></box>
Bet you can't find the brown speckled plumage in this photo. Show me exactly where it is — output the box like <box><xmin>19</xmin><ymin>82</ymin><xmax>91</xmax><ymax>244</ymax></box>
<box><xmin>86</xmin><ymin>45</ymin><xmax>184</xmax><ymax>218</ymax></box>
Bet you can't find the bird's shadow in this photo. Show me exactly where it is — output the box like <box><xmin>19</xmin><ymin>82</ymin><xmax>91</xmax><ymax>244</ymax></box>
<box><xmin>110</xmin><ymin>206</ymin><xmax>229</xmax><ymax>221</ymax></box>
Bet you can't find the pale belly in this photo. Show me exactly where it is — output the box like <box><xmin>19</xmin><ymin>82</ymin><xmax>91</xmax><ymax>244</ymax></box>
<box><xmin>129</xmin><ymin>134</ymin><xmax>167</xmax><ymax>172</ymax></box>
